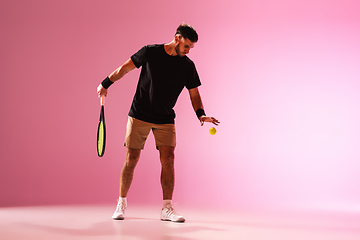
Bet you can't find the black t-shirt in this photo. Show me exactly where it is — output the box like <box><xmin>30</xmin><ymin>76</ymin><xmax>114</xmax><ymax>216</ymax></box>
<box><xmin>129</xmin><ymin>44</ymin><xmax>201</xmax><ymax>124</ymax></box>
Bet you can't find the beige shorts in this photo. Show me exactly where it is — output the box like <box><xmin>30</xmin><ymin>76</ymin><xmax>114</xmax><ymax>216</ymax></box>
<box><xmin>124</xmin><ymin>116</ymin><xmax>176</xmax><ymax>150</ymax></box>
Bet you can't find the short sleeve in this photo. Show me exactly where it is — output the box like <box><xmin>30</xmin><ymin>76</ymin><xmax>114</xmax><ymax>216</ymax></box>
<box><xmin>130</xmin><ymin>46</ymin><xmax>148</xmax><ymax>68</ymax></box>
<box><xmin>185</xmin><ymin>61</ymin><xmax>201</xmax><ymax>90</ymax></box>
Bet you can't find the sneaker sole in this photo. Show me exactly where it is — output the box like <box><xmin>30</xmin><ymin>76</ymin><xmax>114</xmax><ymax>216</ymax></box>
<box><xmin>161</xmin><ymin>218</ymin><xmax>185</xmax><ymax>223</ymax></box>
<box><xmin>113</xmin><ymin>216</ymin><xmax>125</xmax><ymax>220</ymax></box>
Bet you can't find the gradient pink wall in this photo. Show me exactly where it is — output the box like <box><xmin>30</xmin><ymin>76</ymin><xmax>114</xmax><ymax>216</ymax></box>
<box><xmin>1</xmin><ymin>0</ymin><xmax>360</xmax><ymax>213</ymax></box>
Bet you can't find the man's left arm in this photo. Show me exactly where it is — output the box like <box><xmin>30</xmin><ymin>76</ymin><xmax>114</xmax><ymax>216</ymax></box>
<box><xmin>188</xmin><ymin>87</ymin><xmax>220</xmax><ymax>126</ymax></box>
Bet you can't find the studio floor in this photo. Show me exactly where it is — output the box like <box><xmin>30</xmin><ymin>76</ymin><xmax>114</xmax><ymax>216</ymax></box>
<box><xmin>1</xmin><ymin>204</ymin><xmax>359</xmax><ymax>240</ymax></box>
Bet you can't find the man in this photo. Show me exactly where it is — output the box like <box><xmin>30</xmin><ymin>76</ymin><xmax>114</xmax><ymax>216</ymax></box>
<box><xmin>97</xmin><ymin>23</ymin><xmax>219</xmax><ymax>222</ymax></box>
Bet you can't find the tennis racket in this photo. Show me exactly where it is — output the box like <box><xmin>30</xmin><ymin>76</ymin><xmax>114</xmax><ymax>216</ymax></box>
<box><xmin>97</xmin><ymin>96</ymin><xmax>106</xmax><ymax>157</ymax></box>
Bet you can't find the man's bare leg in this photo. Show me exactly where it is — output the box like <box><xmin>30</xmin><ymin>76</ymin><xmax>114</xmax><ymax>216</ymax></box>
<box><xmin>158</xmin><ymin>146</ymin><xmax>175</xmax><ymax>200</ymax></box>
<box><xmin>158</xmin><ymin>146</ymin><xmax>185</xmax><ymax>222</ymax></box>
<box><xmin>119</xmin><ymin>148</ymin><xmax>141</xmax><ymax>197</ymax></box>
<box><xmin>113</xmin><ymin>148</ymin><xmax>141</xmax><ymax>220</ymax></box>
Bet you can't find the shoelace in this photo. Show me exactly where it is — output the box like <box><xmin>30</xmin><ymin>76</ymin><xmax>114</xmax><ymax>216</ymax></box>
<box><xmin>116</xmin><ymin>200</ymin><xmax>126</xmax><ymax>211</ymax></box>
<box><xmin>163</xmin><ymin>206</ymin><xmax>179</xmax><ymax>218</ymax></box>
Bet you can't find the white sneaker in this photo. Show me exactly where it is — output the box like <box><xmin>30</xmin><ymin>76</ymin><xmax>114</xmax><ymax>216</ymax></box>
<box><xmin>112</xmin><ymin>199</ymin><xmax>126</xmax><ymax>220</ymax></box>
<box><xmin>161</xmin><ymin>204</ymin><xmax>185</xmax><ymax>222</ymax></box>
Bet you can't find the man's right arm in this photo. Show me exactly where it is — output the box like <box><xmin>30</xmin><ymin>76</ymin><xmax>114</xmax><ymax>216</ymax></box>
<box><xmin>97</xmin><ymin>58</ymin><xmax>136</xmax><ymax>97</ymax></box>
<box><xmin>108</xmin><ymin>58</ymin><xmax>136</xmax><ymax>82</ymax></box>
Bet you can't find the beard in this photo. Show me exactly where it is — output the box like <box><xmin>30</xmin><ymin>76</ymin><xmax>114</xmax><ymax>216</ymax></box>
<box><xmin>175</xmin><ymin>44</ymin><xmax>185</xmax><ymax>57</ymax></box>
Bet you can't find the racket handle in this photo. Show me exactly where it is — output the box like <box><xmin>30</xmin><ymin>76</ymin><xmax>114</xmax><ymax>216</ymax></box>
<box><xmin>100</xmin><ymin>96</ymin><xmax>105</xmax><ymax>106</ymax></box>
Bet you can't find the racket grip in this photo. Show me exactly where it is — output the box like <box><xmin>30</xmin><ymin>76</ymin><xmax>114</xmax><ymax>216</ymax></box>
<box><xmin>100</xmin><ymin>96</ymin><xmax>105</xmax><ymax>106</ymax></box>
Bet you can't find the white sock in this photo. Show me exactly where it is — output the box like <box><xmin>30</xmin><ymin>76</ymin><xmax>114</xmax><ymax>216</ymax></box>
<box><xmin>119</xmin><ymin>197</ymin><xmax>127</xmax><ymax>204</ymax></box>
<box><xmin>163</xmin><ymin>199</ymin><xmax>172</xmax><ymax>208</ymax></box>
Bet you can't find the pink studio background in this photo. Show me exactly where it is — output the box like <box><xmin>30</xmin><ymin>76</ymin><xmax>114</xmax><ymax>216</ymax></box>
<box><xmin>1</xmin><ymin>0</ymin><xmax>360</xmax><ymax>214</ymax></box>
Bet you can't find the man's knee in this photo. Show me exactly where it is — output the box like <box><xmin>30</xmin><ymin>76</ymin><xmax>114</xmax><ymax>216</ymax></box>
<box><xmin>159</xmin><ymin>146</ymin><xmax>175</xmax><ymax>164</ymax></box>
<box><xmin>159</xmin><ymin>145</ymin><xmax>174</xmax><ymax>155</ymax></box>
<box><xmin>125</xmin><ymin>148</ymin><xmax>141</xmax><ymax>168</ymax></box>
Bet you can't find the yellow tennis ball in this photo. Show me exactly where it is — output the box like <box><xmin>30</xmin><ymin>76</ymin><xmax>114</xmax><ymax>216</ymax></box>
<box><xmin>209</xmin><ymin>127</ymin><xmax>217</xmax><ymax>135</ymax></box>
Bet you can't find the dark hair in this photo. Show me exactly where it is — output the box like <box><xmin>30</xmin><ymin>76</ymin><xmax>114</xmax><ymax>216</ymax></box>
<box><xmin>175</xmin><ymin>23</ymin><xmax>198</xmax><ymax>43</ymax></box>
